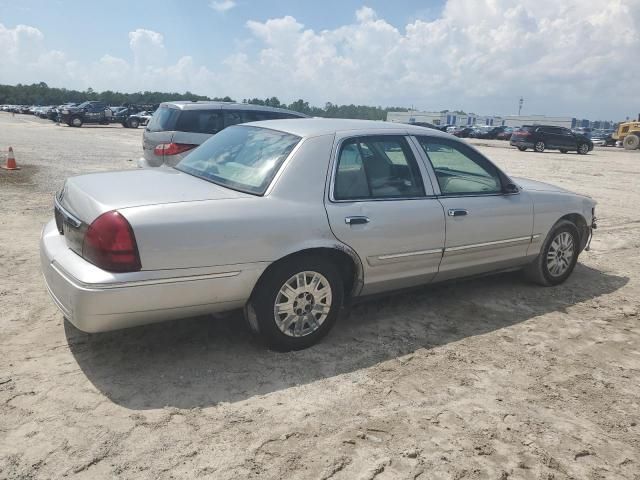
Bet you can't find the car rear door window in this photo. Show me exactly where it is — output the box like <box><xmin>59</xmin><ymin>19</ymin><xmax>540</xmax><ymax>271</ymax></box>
<box><xmin>223</xmin><ymin>110</ymin><xmax>244</xmax><ymax>128</ymax></box>
<box><xmin>416</xmin><ymin>137</ymin><xmax>502</xmax><ymax>195</ymax></box>
<box><xmin>175</xmin><ymin>109</ymin><xmax>224</xmax><ymax>134</ymax></box>
<box><xmin>242</xmin><ymin>111</ymin><xmax>268</xmax><ymax>122</ymax></box>
<box><xmin>334</xmin><ymin>136</ymin><xmax>425</xmax><ymax>200</ymax></box>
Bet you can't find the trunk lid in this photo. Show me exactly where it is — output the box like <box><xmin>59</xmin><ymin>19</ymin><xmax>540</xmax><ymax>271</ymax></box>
<box><xmin>57</xmin><ymin>168</ymin><xmax>249</xmax><ymax>224</ymax></box>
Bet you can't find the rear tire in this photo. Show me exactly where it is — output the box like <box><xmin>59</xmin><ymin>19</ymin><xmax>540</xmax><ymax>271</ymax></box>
<box><xmin>517</xmin><ymin>146</ymin><xmax>527</xmax><ymax>152</ymax></box>
<box><xmin>524</xmin><ymin>220</ymin><xmax>580</xmax><ymax>286</ymax></box>
<box><xmin>623</xmin><ymin>134</ymin><xmax>639</xmax><ymax>150</ymax></box>
<box><xmin>250</xmin><ymin>256</ymin><xmax>344</xmax><ymax>351</ymax></box>
<box><xmin>534</xmin><ymin>141</ymin><xmax>546</xmax><ymax>153</ymax></box>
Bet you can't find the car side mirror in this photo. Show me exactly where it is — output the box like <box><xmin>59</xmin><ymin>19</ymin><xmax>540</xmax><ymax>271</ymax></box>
<box><xmin>503</xmin><ymin>183</ymin><xmax>519</xmax><ymax>194</ymax></box>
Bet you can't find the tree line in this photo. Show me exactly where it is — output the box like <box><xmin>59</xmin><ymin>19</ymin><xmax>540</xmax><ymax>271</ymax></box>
<box><xmin>0</xmin><ymin>83</ymin><xmax>409</xmax><ymax>120</ymax></box>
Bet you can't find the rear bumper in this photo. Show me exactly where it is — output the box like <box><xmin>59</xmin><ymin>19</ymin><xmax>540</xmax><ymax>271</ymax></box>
<box><xmin>137</xmin><ymin>157</ymin><xmax>151</xmax><ymax>168</ymax></box>
<box><xmin>40</xmin><ymin>220</ymin><xmax>263</xmax><ymax>333</ymax></box>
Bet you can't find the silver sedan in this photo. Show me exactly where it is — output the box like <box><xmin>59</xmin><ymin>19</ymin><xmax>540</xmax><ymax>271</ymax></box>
<box><xmin>41</xmin><ymin>119</ymin><xmax>597</xmax><ymax>350</ymax></box>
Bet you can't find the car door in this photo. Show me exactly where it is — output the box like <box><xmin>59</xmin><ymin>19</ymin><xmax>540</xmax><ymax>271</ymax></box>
<box><xmin>540</xmin><ymin>127</ymin><xmax>561</xmax><ymax>148</ymax></box>
<box><xmin>559</xmin><ymin>127</ymin><xmax>578</xmax><ymax>150</ymax></box>
<box><xmin>83</xmin><ymin>102</ymin><xmax>99</xmax><ymax>121</ymax></box>
<box><xmin>412</xmin><ymin>136</ymin><xmax>534</xmax><ymax>281</ymax></box>
<box><xmin>324</xmin><ymin>134</ymin><xmax>446</xmax><ymax>295</ymax></box>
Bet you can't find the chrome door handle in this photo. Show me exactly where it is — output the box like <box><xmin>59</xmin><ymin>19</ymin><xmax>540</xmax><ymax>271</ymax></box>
<box><xmin>448</xmin><ymin>209</ymin><xmax>468</xmax><ymax>217</ymax></box>
<box><xmin>345</xmin><ymin>216</ymin><xmax>370</xmax><ymax>225</ymax></box>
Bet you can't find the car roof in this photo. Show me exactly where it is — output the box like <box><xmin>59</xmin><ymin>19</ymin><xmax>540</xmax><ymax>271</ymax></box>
<box><xmin>159</xmin><ymin>100</ymin><xmax>307</xmax><ymax>116</ymax></box>
<box><xmin>240</xmin><ymin>118</ymin><xmax>453</xmax><ymax>138</ymax></box>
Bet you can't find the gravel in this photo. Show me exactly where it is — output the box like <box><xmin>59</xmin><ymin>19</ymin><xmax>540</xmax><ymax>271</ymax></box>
<box><xmin>1</xmin><ymin>113</ymin><xmax>639</xmax><ymax>479</ymax></box>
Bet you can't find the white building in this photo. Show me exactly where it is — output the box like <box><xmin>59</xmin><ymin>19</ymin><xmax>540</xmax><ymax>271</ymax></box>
<box><xmin>386</xmin><ymin>111</ymin><xmax>446</xmax><ymax>125</ymax></box>
<box><xmin>387</xmin><ymin>111</ymin><xmax>577</xmax><ymax>129</ymax></box>
<box><xmin>502</xmin><ymin>115</ymin><xmax>574</xmax><ymax>128</ymax></box>
<box><xmin>387</xmin><ymin>110</ymin><xmax>504</xmax><ymax>127</ymax></box>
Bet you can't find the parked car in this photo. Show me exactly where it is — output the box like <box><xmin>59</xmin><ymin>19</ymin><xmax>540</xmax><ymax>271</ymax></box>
<box><xmin>49</xmin><ymin>103</ymin><xmax>77</xmax><ymax>121</ymax></box>
<box><xmin>572</xmin><ymin>127</ymin><xmax>592</xmax><ymax>139</ymax></box>
<box><xmin>59</xmin><ymin>101</ymin><xmax>115</xmax><ymax>127</ymax></box>
<box><xmin>496</xmin><ymin>127</ymin><xmax>515</xmax><ymax>141</ymax></box>
<box><xmin>108</xmin><ymin>104</ymin><xmax>158</xmax><ymax>128</ymax></box>
<box><xmin>138</xmin><ymin>101</ymin><xmax>307</xmax><ymax>168</ymax></box>
<box><xmin>590</xmin><ymin>129</ymin><xmax>616</xmax><ymax>147</ymax></box>
<box><xmin>42</xmin><ymin>118</ymin><xmax>597</xmax><ymax>350</ymax></box>
<box><xmin>126</xmin><ymin>110</ymin><xmax>154</xmax><ymax>129</ymax></box>
<box><xmin>468</xmin><ymin>126</ymin><xmax>491</xmax><ymax>138</ymax></box>
<box><xmin>472</xmin><ymin>125</ymin><xmax>508</xmax><ymax>139</ymax></box>
<box><xmin>510</xmin><ymin>125</ymin><xmax>594</xmax><ymax>154</ymax></box>
<box><xmin>452</xmin><ymin>127</ymin><xmax>474</xmax><ymax>138</ymax></box>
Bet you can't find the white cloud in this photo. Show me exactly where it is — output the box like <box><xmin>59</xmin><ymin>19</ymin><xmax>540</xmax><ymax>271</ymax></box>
<box><xmin>1</xmin><ymin>1</ymin><xmax>639</xmax><ymax>119</ymax></box>
<box><xmin>128</xmin><ymin>28</ymin><xmax>166</xmax><ymax>67</ymax></box>
<box><xmin>209</xmin><ymin>0</ymin><xmax>236</xmax><ymax>13</ymax></box>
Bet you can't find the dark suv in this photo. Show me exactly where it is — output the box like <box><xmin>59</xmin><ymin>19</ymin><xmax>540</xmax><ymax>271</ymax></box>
<box><xmin>510</xmin><ymin>125</ymin><xmax>593</xmax><ymax>154</ymax></box>
<box><xmin>59</xmin><ymin>101</ymin><xmax>112</xmax><ymax>127</ymax></box>
<box><xmin>139</xmin><ymin>102</ymin><xmax>307</xmax><ymax>168</ymax></box>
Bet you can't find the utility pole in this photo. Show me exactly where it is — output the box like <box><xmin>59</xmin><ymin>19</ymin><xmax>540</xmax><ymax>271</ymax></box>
<box><xmin>518</xmin><ymin>97</ymin><xmax>524</xmax><ymax>116</ymax></box>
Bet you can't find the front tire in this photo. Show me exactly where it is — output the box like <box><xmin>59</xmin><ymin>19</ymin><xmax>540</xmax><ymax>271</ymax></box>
<box><xmin>559</xmin><ymin>149</ymin><xmax>568</xmax><ymax>154</ymax></box>
<box><xmin>623</xmin><ymin>134</ymin><xmax>639</xmax><ymax>150</ymax></box>
<box><xmin>577</xmin><ymin>143</ymin><xmax>590</xmax><ymax>155</ymax></box>
<box><xmin>250</xmin><ymin>256</ymin><xmax>344</xmax><ymax>351</ymax></box>
<box><xmin>517</xmin><ymin>146</ymin><xmax>527</xmax><ymax>152</ymax></box>
<box><xmin>524</xmin><ymin>220</ymin><xmax>580</xmax><ymax>286</ymax></box>
<box><xmin>534</xmin><ymin>141</ymin><xmax>546</xmax><ymax>153</ymax></box>
<box><xmin>70</xmin><ymin>116</ymin><xmax>83</xmax><ymax>127</ymax></box>
<box><xmin>128</xmin><ymin>118</ymin><xmax>140</xmax><ymax>129</ymax></box>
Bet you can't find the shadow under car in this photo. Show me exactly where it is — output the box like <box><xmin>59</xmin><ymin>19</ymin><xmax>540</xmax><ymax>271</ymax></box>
<box><xmin>65</xmin><ymin>264</ymin><xmax>628</xmax><ymax>409</ymax></box>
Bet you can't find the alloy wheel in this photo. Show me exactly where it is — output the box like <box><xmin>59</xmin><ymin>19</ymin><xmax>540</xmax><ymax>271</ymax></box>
<box><xmin>273</xmin><ymin>271</ymin><xmax>332</xmax><ymax>337</ymax></box>
<box><xmin>546</xmin><ymin>231</ymin><xmax>575</xmax><ymax>277</ymax></box>
<box><xmin>535</xmin><ymin>141</ymin><xmax>545</xmax><ymax>152</ymax></box>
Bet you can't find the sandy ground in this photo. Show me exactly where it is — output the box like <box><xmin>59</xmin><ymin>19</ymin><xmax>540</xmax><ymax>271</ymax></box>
<box><xmin>0</xmin><ymin>113</ymin><xmax>639</xmax><ymax>479</ymax></box>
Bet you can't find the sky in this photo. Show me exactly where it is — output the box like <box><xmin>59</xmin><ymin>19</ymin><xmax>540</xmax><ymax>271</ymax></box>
<box><xmin>0</xmin><ymin>0</ymin><xmax>638</xmax><ymax>119</ymax></box>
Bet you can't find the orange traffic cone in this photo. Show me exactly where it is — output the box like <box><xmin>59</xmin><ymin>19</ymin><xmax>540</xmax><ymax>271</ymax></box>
<box><xmin>2</xmin><ymin>147</ymin><xmax>20</xmax><ymax>170</ymax></box>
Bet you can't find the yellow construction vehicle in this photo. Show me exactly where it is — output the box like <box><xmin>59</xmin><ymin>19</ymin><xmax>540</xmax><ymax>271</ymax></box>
<box><xmin>613</xmin><ymin>115</ymin><xmax>640</xmax><ymax>150</ymax></box>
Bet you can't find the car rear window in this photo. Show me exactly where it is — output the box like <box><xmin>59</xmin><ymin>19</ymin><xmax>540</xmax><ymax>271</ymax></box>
<box><xmin>175</xmin><ymin>125</ymin><xmax>300</xmax><ymax>195</ymax></box>
<box><xmin>146</xmin><ymin>106</ymin><xmax>180</xmax><ymax>132</ymax></box>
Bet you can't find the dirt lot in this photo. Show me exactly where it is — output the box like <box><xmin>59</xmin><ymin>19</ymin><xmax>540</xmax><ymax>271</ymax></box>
<box><xmin>1</xmin><ymin>113</ymin><xmax>639</xmax><ymax>479</ymax></box>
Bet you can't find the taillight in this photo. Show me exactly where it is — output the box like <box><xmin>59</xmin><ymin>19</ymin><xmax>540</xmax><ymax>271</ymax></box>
<box><xmin>153</xmin><ymin>143</ymin><xmax>197</xmax><ymax>156</ymax></box>
<box><xmin>82</xmin><ymin>211</ymin><xmax>141</xmax><ymax>272</ymax></box>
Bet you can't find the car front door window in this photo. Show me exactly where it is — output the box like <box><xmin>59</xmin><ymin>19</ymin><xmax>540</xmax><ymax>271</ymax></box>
<box><xmin>416</xmin><ymin>138</ymin><xmax>502</xmax><ymax>195</ymax></box>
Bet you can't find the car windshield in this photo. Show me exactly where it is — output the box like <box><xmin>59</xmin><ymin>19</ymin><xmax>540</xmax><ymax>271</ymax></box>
<box><xmin>76</xmin><ymin>101</ymin><xmax>91</xmax><ymax>108</ymax></box>
<box><xmin>175</xmin><ymin>125</ymin><xmax>301</xmax><ymax>195</ymax></box>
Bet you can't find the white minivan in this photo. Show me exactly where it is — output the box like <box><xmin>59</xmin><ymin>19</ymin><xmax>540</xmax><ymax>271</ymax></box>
<box><xmin>139</xmin><ymin>101</ymin><xmax>307</xmax><ymax>168</ymax></box>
